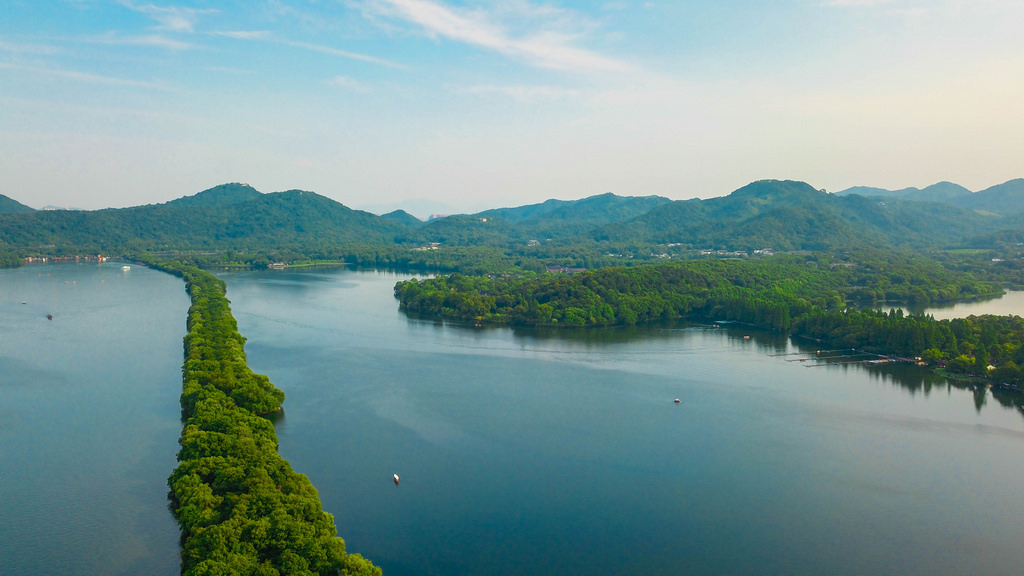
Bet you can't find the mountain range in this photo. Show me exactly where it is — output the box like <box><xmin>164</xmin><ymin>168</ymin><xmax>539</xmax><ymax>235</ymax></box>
<box><xmin>2</xmin><ymin>178</ymin><xmax>1023</xmax><ymax>256</ymax></box>
<box><xmin>837</xmin><ymin>178</ymin><xmax>1024</xmax><ymax>214</ymax></box>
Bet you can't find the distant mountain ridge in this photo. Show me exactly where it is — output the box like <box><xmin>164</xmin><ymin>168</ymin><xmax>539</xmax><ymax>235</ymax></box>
<box><xmin>595</xmin><ymin>180</ymin><xmax>998</xmax><ymax>251</ymax></box>
<box><xmin>838</xmin><ymin>179</ymin><xmax>1024</xmax><ymax>215</ymax></box>
<box><xmin>953</xmin><ymin>179</ymin><xmax>1024</xmax><ymax>214</ymax></box>
<box><xmin>474</xmin><ymin>192</ymin><xmax>673</xmax><ymax>240</ymax></box>
<box><xmin>838</xmin><ymin>181</ymin><xmax>972</xmax><ymax>203</ymax></box>
<box><xmin>1</xmin><ymin>178</ymin><xmax>1022</xmax><ymax>257</ymax></box>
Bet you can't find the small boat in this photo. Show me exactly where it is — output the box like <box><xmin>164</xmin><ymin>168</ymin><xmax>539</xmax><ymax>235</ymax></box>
<box><xmin>47</xmin><ymin>314</ymin><xmax>53</xmax><ymax>320</ymax></box>
<box><xmin>673</xmin><ymin>398</ymin><xmax>681</xmax><ymax>404</ymax></box>
<box><xmin>122</xmin><ymin>265</ymin><xmax>131</xmax><ymax>271</ymax></box>
<box><xmin>393</xmin><ymin>473</ymin><xmax>400</xmax><ymax>485</ymax></box>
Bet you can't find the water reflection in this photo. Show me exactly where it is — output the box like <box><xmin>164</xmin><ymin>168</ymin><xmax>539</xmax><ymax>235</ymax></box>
<box><xmin>892</xmin><ymin>290</ymin><xmax>1024</xmax><ymax>319</ymax></box>
<box><xmin>784</xmin><ymin>332</ymin><xmax>1024</xmax><ymax>418</ymax></box>
<box><xmin>403</xmin><ymin>312</ymin><xmax>1024</xmax><ymax>420</ymax></box>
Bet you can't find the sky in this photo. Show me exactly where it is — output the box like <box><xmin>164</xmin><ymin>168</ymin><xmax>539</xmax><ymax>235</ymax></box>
<box><xmin>1</xmin><ymin>0</ymin><xmax>1022</xmax><ymax>216</ymax></box>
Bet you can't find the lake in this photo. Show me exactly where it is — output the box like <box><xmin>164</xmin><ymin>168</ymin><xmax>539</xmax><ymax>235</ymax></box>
<box><xmin>914</xmin><ymin>290</ymin><xmax>1024</xmax><ymax>320</ymax></box>
<box><xmin>3</xmin><ymin>264</ymin><xmax>1024</xmax><ymax>576</ymax></box>
<box><xmin>222</xmin><ymin>268</ymin><xmax>1024</xmax><ymax>576</ymax></box>
<box><xmin>0</xmin><ymin>262</ymin><xmax>185</xmax><ymax>576</ymax></box>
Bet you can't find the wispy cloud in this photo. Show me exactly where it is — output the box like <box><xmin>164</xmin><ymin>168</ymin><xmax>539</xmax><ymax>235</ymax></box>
<box><xmin>88</xmin><ymin>32</ymin><xmax>197</xmax><ymax>50</ymax></box>
<box><xmin>203</xmin><ymin>26</ymin><xmax>404</xmax><ymax>69</ymax></box>
<box><xmin>456</xmin><ymin>84</ymin><xmax>580</xmax><ymax>101</ymax></box>
<box><xmin>118</xmin><ymin>1</ymin><xmax>217</xmax><ymax>33</ymax></box>
<box><xmin>210</xmin><ymin>30</ymin><xmax>272</xmax><ymax>40</ymax></box>
<box><xmin>819</xmin><ymin>0</ymin><xmax>895</xmax><ymax>6</ymax></box>
<box><xmin>328</xmin><ymin>75</ymin><xmax>371</xmax><ymax>92</ymax></box>
<box><xmin>282</xmin><ymin>40</ymin><xmax>407</xmax><ymax>69</ymax></box>
<box><xmin>367</xmin><ymin>0</ymin><xmax>628</xmax><ymax>72</ymax></box>
<box><xmin>0</xmin><ymin>62</ymin><xmax>165</xmax><ymax>88</ymax></box>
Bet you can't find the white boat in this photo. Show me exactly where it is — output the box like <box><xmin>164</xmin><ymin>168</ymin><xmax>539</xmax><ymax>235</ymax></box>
<box><xmin>122</xmin><ymin>265</ymin><xmax>131</xmax><ymax>271</ymax></box>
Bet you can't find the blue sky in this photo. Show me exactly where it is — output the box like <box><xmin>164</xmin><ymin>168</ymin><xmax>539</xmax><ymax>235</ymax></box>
<box><xmin>2</xmin><ymin>0</ymin><xmax>1022</xmax><ymax>215</ymax></box>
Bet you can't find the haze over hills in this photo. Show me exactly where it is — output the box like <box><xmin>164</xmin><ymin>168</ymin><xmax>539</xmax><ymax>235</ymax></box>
<box><xmin>473</xmin><ymin>192</ymin><xmax>674</xmax><ymax>240</ymax></box>
<box><xmin>837</xmin><ymin>181</ymin><xmax>972</xmax><ymax>203</ymax></box>
<box><xmin>952</xmin><ymin>179</ymin><xmax>1024</xmax><ymax>214</ymax></box>
<box><xmin>1</xmin><ymin>178</ymin><xmax>1022</xmax><ymax>259</ymax></box>
<box><xmin>837</xmin><ymin>178</ymin><xmax>1024</xmax><ymax>214</ymax></box>
<box><xmin>478</xmin><ymin>193</ymin><xmax>671</xmax><ymax>224</ymax></box>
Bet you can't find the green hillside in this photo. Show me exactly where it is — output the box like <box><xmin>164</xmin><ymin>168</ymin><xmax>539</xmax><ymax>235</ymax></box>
<box><xmin>595</xmin><ymin>180</ymin><xmax>1000</xmax><ymax>251</ymax></box>
<box><xmin>905</xmin><ymin>181</ymin><xmax>972</xmax><ymax>203</ymax></box>
<box><xmin>952</xmin><ymin>178</ymin><xmax>1024</xmax><ymax>215</ymax></box>
<box><xmin>476</xmin><ymin>198</ymin><xmax>574</xmax><ymax>223</ymax></box>
<box><xmin>0</xmin><ymin>194</ymin><xmax>34</xmax><ymax>213</ymax></box>
<box><xmin>381</xmin><ymin>209</ymin><xmax>424</xmax><ymax>227</ymax></box>
<box><xmin>0</xmin><ymin>187</ymin><xmax>407</xmax><ymax>253</ymax></box>
<box><xmin>3</xmin><ymin>178</ymin><xmax>1023</xmax><ymax>274</ymax></box>
<box><xmin>836</xmin><ymin>181</ymin><xmax>973</xmax><ymax>202</ymax></box>
<box><xmin>839</xmin><ymin>179</ymin><xmax>1024</xmax><ymax>217</ymax></box>
<box><xmin>517</xmin><ymin>193</ymin><xmax>672</xmax><ymax>239</ymax></box>
<box><xmin>478</xmin><ymin>192</ymin><xmax>671</xmax><ymax>229</ymax></box>
<box><xmin>165</xmin><ymin>182</ymin><xmax>263</xmax><ymax>207</ymax></box>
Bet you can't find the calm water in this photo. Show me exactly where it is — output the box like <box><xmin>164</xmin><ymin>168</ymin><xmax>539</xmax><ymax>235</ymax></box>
<box><xmin>4</xmin><ymin>264</ymin><xmax>1024</xmax><ymax>576</ymax></box>
<box><xmin>0</xmin><ymin>263</ymin><xmax>185</xmax><ymax>576</ymax></box>
<box><xmin>915</xmin><ymin>290</ymin><xmax>1024</xmax><ymax>320</ymax></box>
<box><xmin>219</xmin><ymin>268</ymin><xmax>1024</xmax><ymax>576</ymax></box>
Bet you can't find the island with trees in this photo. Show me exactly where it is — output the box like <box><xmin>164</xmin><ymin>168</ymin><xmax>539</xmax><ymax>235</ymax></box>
<box><xmin>394</xmin><ymin>256</ymin><xmax>1024</xmax><ymax>387</ymax></box>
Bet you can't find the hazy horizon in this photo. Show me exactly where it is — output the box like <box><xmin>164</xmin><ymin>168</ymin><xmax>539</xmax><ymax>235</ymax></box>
<box><xmin>7</xmin><ymin>176</ymin><xmax>1024</xmax><ymax>221</ymax></box>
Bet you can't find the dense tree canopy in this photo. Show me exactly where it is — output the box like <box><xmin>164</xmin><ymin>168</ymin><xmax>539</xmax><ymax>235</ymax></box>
<box><xmin>153</xmin><ymin>260</ymin><xmax>380</xmax><ymax>576</ymax></box>
<box><xmin>395</xmin><ymin>257</ymin><xmax>1024</xmax><ymax>385</ymax></box>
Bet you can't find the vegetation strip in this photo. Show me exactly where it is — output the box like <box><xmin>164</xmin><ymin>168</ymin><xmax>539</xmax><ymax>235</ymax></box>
<box><xmin>153</xmin><ymin>260</ymin><xmax>380</xmax><ymax>576</ymax></box>
<box><xmin>395</xmin><ymin>258</ymin><xmax>1024</xmax><ymax>388</ymax></box>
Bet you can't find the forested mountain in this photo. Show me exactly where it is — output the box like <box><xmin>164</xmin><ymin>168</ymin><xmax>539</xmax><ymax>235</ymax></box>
<box><xmin>0</xmin><ymin>194</ymin><xmax>34</xmax><ymax>213</ymax></box>
<box><xmin>477</xmin><ymin>192</ymin><xmax>671</xmax><ymax>228</ymax></box>
<box><xmin>910</xmin><ymin>181</ymin><xmax>973</xmax><ymax>203</ymax></box>
<box><xmin>381</xmin><ymin>209</ymin><xmax>423</xmax><ymax>227</ymax></box>
<box><xmin>1</xmin><ymin>178</ymin><xmax>1022</xmax><ymax>260</ymax></box>
<box><xmin>165</xmin><ymin>182</ymin><xmax>263</xmax><ymax>207</ymax></box>
<box><xmin>836</xmin><ymin>181</ymin><xmax>973</xmax><ymax>202</ymax></box>
<box><xmin>0</xmin><ymin>188</ymin><xmax>407</xmax><ymax>253</ymax></box>
<box><xmin>407</xmin><ymin>192</ymin><xmax>674</xmax><ymax>246</ymax></box>
<box><xmin>593</xmin><ymin>180</ymin><xmax>999</xmax><ymax>251</ymax></box>
<box><xmin>418</xmin><ymin>214</ymin><xmax>526</xmax><ymax>245</ymax></box>
<box><xmin>476</xmin><ymin>198</ymin><xmax>575</xmax><ymax>223</ymax></box>
<box><xmin>838</xmin><ymin>179</ymin><xmax>1024</xmax><ymax>216</ymax></box>
<box><xmin>950</xmin><ymin>178</ymin><xmax>1024</xmax><ymax>215</ymax></box>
